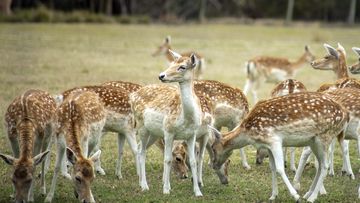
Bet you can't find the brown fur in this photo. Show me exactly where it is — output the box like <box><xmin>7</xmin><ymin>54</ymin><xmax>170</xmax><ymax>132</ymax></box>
<box><xmin>101</xmin><ymin>81</ymin><xmax>142</xmax><ymax>93</ymax></box>
<box><xmin>322</xmin><ymin>88</ymin><xmax>360</xmax><ymax>118</ymax></box>
<box><xmin>317</xmin><ymin>77</ymin><xmax>360</xmax><ymax>92</ymax></box>
<box><xmin>271</xmin><ymin>79</ymin><xmax>307</xmax><ymax>97</ymax></box>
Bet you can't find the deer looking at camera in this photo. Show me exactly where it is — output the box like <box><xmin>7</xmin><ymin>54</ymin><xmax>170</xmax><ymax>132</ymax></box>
<box><xmin>210</xmin><ymin>92</ymin><xmax>348</xmax><ymax>202</ymax></box>
<box><xmin>45</xmin><ymin>91</ymin><xmax>104</xmax><ymax>203</ymax></box>
<box><xmin>131</xmin><ymin>50</ymin><xmax>213</xmax><ymax>196</ymax></box>
<box><xmin>255</xmin><ymin>79</ymin><xmax>307</xmax><ymax>172</ymax></box>
<box><xmin>243</xmin><ymin>45</ymin><xmax>315</xmax><ymax>103</ymax></box>
<box><xmin>0</xmin><ymin>89</ymin><xmax>55</xmax><ymax>203</ymax></box>
<box><xmin>56</xmin><ymin>84</ymin><xmax>140</xmax><ymax>179</ymax></box>
<box><xmin>152</xmin><ymin>36</ymin><xmax>206</xmax><ymax>79</ymax></box>
<box><xmin>348</xmin><ymin>47</ymin><xmax>360</xmax><ymax>74</ymax></box>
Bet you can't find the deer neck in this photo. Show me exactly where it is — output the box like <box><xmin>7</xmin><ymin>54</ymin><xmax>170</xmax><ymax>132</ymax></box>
<box><xmin>290</xmin><ymin>53</ymin><xmax>307</xmax><ymax>70</ymax></box>
<box><xmin>334</xmin><ymin>54</ymin><xmax>349</xmax><ymax>79</ymax></box>
<box><xmin>222</xmin><ymin>127</ymin><xmax>253</xmax><ymax>152</ymax></box>
<box><xmin>18</xmin><ymin>120</ymin><xmax>35</xmax><ymax>161</ymax></box>
<box><xmin>178</xmin><ymin>80</ymin><xmax>200</xmax><ymax>125</ymax></box>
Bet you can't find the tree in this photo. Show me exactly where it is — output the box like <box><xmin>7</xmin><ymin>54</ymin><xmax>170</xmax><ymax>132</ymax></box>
<box><xmin>106</xmin><ymin>0</ymin><xmax>112</xmax><ymax>16</ymax></box>
<box><xmin>285</xmin><ymin>0</ymin><xmax>295</xmax><ymax>25</ymax></box>
<box><xmin>0</xmin><ymin>0</ymin><xmax>12</xmax><ymax>15</ymax></box>
<box><xmin>199</xmin><ymin>0</ymin><xmax>207</xmax><ymax>23</ymax></box>
<box><xmin>348</xmin><ymin>0</ymin><xmax>357</xmax><ymax>24</ymax></box>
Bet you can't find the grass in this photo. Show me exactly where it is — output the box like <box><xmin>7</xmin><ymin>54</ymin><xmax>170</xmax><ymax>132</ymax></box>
<box><xmin>0</xmin><ymin>23</ymin><xmax>359</xmax><ymax>202</ymax></box>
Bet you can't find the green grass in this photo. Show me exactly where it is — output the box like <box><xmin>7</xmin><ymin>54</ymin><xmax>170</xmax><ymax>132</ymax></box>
<box><xmin>0</xmin><ymin>23</ymin><xmax>359</xmax><ymax>202</ymax></box>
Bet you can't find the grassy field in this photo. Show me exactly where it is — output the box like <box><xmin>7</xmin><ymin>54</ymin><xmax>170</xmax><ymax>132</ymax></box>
<box><xmin>0</xmin><ymin>23</ymin><xmax>359</xmax><ymax>202</ymax></box>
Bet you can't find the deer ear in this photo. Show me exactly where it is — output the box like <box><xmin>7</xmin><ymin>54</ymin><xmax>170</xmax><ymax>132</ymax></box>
<box><xmin>168</xmin><ymin>49</ymin><xmax>181</xmax><ymax>61</ymax></box>
<box><xmin>324</xmin><ymin>43</ymin><xmax>339</xmax><ymax>59</ymax></box>
<box><xmin>33</xmin><ymin>150</ymin><xmax>50</xmax><ymax>166</ymax></box>
<box><xmin>165</xmin><ymin>36</ymin><xmax>171</xmax><ymax>44</ymax></box>
<box><xmin>352</xmin><ymin>47</ymin><xmax>360</xmax><ymax>56</ymax></box>
<box><xmin>208</xmin><ymin>125</ymin><xmax>222</xmax><ymax>142</ymax></box>
<box><xmin>190</xmin><ymin>53</ymin><xmax>197</xmax><ymax>68</ymax></box>
<box><xmin>305</xmin><ymin>45</ymin><xmax>309</xmax><ymax>52</ymax></box>
<box><xmin>0</xmin><ymin>153</ymin><xmax>15</xmax><ymax>165</ymax></box>
<box><xmin>66</xmin><ymin>147</ymin><xmax>77</xmax><ymax>165</ymax></box>
<box><xmin>90</xmin><ymin>150</ymin><xmax>101</xmax><ymax>163</ymax></box>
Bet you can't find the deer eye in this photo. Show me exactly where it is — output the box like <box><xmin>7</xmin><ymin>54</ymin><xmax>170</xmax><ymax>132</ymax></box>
<box><xmin>177</xmin><ymin>66</ymin><xmax>186</xmax><ymax>71</ymax></box>
<box><xmin>75</xmin><ymin>176</ymin><xmax>81</xmax><ymax>183</ymax></box>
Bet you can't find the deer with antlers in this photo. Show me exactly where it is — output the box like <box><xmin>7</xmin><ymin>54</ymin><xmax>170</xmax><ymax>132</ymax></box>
<box><xmin>56</xmin><ymin>84</ymin><xmax>140</xmax><ymax>179</ymax></box>
<box><xmin>255</xmin><ymin>79</ymin><xmax>307</xmax><ymax>172</ymax></box>
<box><xmin>131</xmin><ymin>50</ymin><xmax>213</xmax><ymax>196</ymax></box>
<box><xmin>243</xmin><ymin>46</ymin><xmax>315</xmax><ymax>103</ymax></box>
<box><xmin>0</xmin><ymin>89</ymin><xmax>54</xmax><ymax>203</ymax></box>
<box><xmin>45</xmin><ymin>91</ymin><xmax>104</xmax><ymax>203</ymax></box>
<box><xmin>210</xmin><ymin>92</ymin><xmax>348</xmax><ymax>202</ymax></box>
<box><xmin>152</xmin><ymin>36</ymin><xmax>206</xmax><ymax>79</ymax></box>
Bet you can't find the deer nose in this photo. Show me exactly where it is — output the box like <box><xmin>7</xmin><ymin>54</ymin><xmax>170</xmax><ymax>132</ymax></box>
<box><xmin>159</xmin><ymin>73</ymin><xmax>166</xmax><ymax>80</ymax></box>
<box><xmin>310</xmin><ymin>61</ymin><xmax>315</xmax><ymax>66</ymax></box>
<box><xmin>81</xmin><ymin>199</ymin><xmax>88</xmax><ymax>203</ymax></box>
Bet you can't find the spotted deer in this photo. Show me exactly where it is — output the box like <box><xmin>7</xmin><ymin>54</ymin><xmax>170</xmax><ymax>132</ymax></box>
<box><xmin>57</xmin><ymin>85</ymin><xmax>139</xmax><ymax>179</ymax></box>
<box><xmin>0</xmin><ymin>89</ymin><xmax>54</xmax><ymax>203</ymax></box>
<box><xmin>317</xmin><ymin>77</ymin><xmax>360</xmax><ymax>92</ymax></box>
<box><xmin>131</xmin><ymin>50</ymin><xmax>212</xmax><ymax>196</ymax></box>
<box><xmin>349</xmin><ymin>47</ymin><xmax>360</xmax><ymax>74</ymax></box>
<box><xmin>152</xmin><ymin>36</ymin><xmax>206</xmax><ymax>79</ymax></box>
<box><xmin>255</xmin><ymin>79</ymin><xmax>307</xmax><ymax>172</ymax></box>
<box><xmin>210</xmin><ymin>92</ymin><xmax>348</xmax><ymax>202</ymax></box>
<box><xmin>45</xmin><ymin>91</ymin><xmax>104</xmax><ymax>203</ymax></box>
<box><xmin>243</xmin><ymin>45</ymin><xmax>315</xmax><ymax>103</ymax></box>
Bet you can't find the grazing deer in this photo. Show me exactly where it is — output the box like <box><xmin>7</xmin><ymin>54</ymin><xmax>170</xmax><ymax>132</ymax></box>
<box><xmin>349</xmin><ymin>47</ymin><xmax>360</xmax><ymax>74</ymax></box>
<box><xmin>256</xmin><ymin>79</ymin><xmax>307</xmax><ymax>172</ymax></box>
<box><xmin>243</xmin><ymin>45</ymin><xmax>315</xmax><ymax>103</ymax></box>
<box><xmin>45</xmin><ymin>91</ymin><xmax>104</xmax><ymax>203</ymax></box>
<box><xmin>210</xmin><ymin>92</ymin><xmax>348</xmax><ymax>202</ymax></box>
<box><xmin>152</xmin><ymin>36</ymin><xmax>206</xmax><ymax>79</ymax></box>
<box><xmin>57</xmin><ymin>85</ymin><xmax>139</xmax><ymax>179</ymax></box>
<box><xmin>0</xmin><ymin>89</ymin><xmax>54</xmax><ymax>202</ymax></box>
<box><xmin>131</xmin><ymin>50</ymin><xmax>212</xmax><ymax>196</ymax></box>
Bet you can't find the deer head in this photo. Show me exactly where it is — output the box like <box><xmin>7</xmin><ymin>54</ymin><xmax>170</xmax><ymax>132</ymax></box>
<box><xmin>172</xmin><ymin>142</ymin><xmax>189</xmax><ymax>179</ymax></box>
<box><xmin>349</xmin><ymin>47</ymin><xmax>360</xmax><ymax>74</ymax></box>
<box><xmin>158</xmin><ymin>50</ymin><xmax>197</xmax><ymax>83</ymax></box>
<box><xmin>304</xmin><ymin>45</ymin><xmax>316</xmax><ymax>63</ymax></box>
<box><xmin>0</xmin><ymin>151</ymin><xmax>49</xmax><ymax>202</ymax></box>
<box><xmin>152</xmin><ymin>36</ymin><xmax>171</xmax><ymax>57</ymax></box>
<box><xmin>209</xmin><ymin>126</ymin><xmax>232</xmax><ymax>184</ymax></box>
<box><xmin>66</xmin><ymin>148</ymin><xmax>101</xmax><ymax>203</ymax></box>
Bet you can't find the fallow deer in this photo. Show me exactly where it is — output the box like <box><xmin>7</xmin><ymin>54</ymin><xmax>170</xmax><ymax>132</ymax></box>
<box><xmin>293</xmin><ymin>88</ymin><xmax>360</xmax><ymax>193</ymax></box>
<box><xmin>0</xmin><ymin>89</ymin><xmax>54</xmax><ymax>203</ymax></box>
<box><xmin>243</xmin><ymin>45</ymin><xmax>315</xmax><ymax>103</ymax></box>
<box><xmin>255</xmin><ymin>79</ymin><xmax>307</xmax><ymax>172</ymax></box>
<box><xmin>45</xmin><ymin>91</ymin><xmax>104</xmax><ymax>203</ymax></box>
<box><xmin>57</xmin><ymin>85</ymin><xmax>139</xmax><ymax>179</ymax></box>
<box><xmin>210</xmin><ymin>92</ymin><xmax>348</xmax><ymax>202</ymax></box>
<box><xmin>101</xmin><ymin>80</ymin><xmax>142</xmax><ymax>93</ymax></box>
<box><xmin>152</xmin><ymin>36</ymin><xmax>206</xmax><ymax>79</ymax></box>
<box><xmin>131</xmin><ymin>50</ymin><xmax>212</xmax><ymax>196</ymax></box>
<box><xmin>349</xmin><ymin>47</ymin><xmax>360</xmax><ymax>73</ymax></box>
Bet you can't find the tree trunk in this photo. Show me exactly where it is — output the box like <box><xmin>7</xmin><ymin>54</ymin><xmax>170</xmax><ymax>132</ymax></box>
<box><xmin>119</xmin><ymin>0</ymin><xmax>127</xmax><ymax>16</ymax></box>
<box><xmin>106</xmin><ymin>0</ymin><xmax>112</xmax><ymax>16</ymax></box>
<box><xmin>199</xmin><ymin>0</ymin><xmax>207</xmax><ymax>23</ymax></box>
<box><xmin>90</xmin><ymin>0</ymin><xmax>96</xmax><ymax>13</ymax></box>
<box><xmin>285</xmin><ymin>0</ymin><xmax>295</xmax><ymax>25</ymax></box>
<box><xmin>0</xmin><ymin>0</ymin><xmax>12</xmax><ymax>15</ymax></box>
<box><xmin>348</xmin><ymin>0</ymin><xmax>357</xmax><ymax>24</ymax></box>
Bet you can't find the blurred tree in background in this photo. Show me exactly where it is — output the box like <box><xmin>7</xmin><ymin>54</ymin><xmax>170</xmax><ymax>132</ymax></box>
<box><xmin>1</xmin><ymin>0</ymin><xmax>359</xmax><ymax>24</ymax></box>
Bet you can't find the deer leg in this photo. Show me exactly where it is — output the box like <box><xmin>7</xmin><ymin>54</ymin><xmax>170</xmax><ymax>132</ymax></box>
<box><xmin>270</xmin><ymin>142</ymin><xmax>299</xmax><ymax>201</ymax></box>
<box><xmin>289</xmin><ymin>147</ymin><xmax>296</xmax><ymax>172</ymax></box>
<box><xmin>243</xmin><ymin>79</ymin><xmax>252</xmax><ymax>96</ymax></box>
<box><xmin>267</xmin><ymin>149</ymin><xmax>278</xmax><ymax>200</ymax></box>
<box><xmin>339</xmin><ymin>139</ymin><xmax>354</xmax><ymax>179</ymax></box>
<box><xmin>163</xmin><ymin>132</ymin><xmax>174</xmax><ymax>194</ymax></box>
<box><xmin>197</xmin><ymin>133</ymin><xmax>209</xmax><ymax>187</ymax></box>
<box><xmin>45</xmin><ymin>136</ymin><xmax>66</xmax><ymax>203</ymax></box>
<box><xmin>124</xmin><ymin>130</ymin><xmax>140</xmax><ymax>177</ymax></box>
<box><xmin>114</xmin><ymin>133</ymin><xmax>126</xmax><ymax>179</ymax></box>
<box><xmin>138</xmin><ymin>130</ymin><xmax>150</xmax><ymax>191</ymax></box>
<box><xmin>40</xmin><ymin>130</ymin><xmax>52</xmax><ymax>195</ymax></box>
<box><xmin>293</xmin><ymin>146</ymin><xmax>312</xmax><ymax>191</ymax></box>
<box><xmin>239</xmin><ymin>148</ymin><xmax>250</xmax><ymax>170</ymax></box>
<box><xmin>306</xmin><ymin>141</ymin><xmax>329</xmax><ymax>203</ymax></box>
<box><xmin>187</xmin><ymin>135</ymin><xmax>203</xmax><ymax>197</ymax></box>
<box><xmin>328</xmin><ymin>139</ymin><xmax>335</xmax><ymax>176</ymax></box>
<box><xmin>303</xmin><ymin>143</ymin><xmax>322</xmax><ymax>200</ymax></box>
